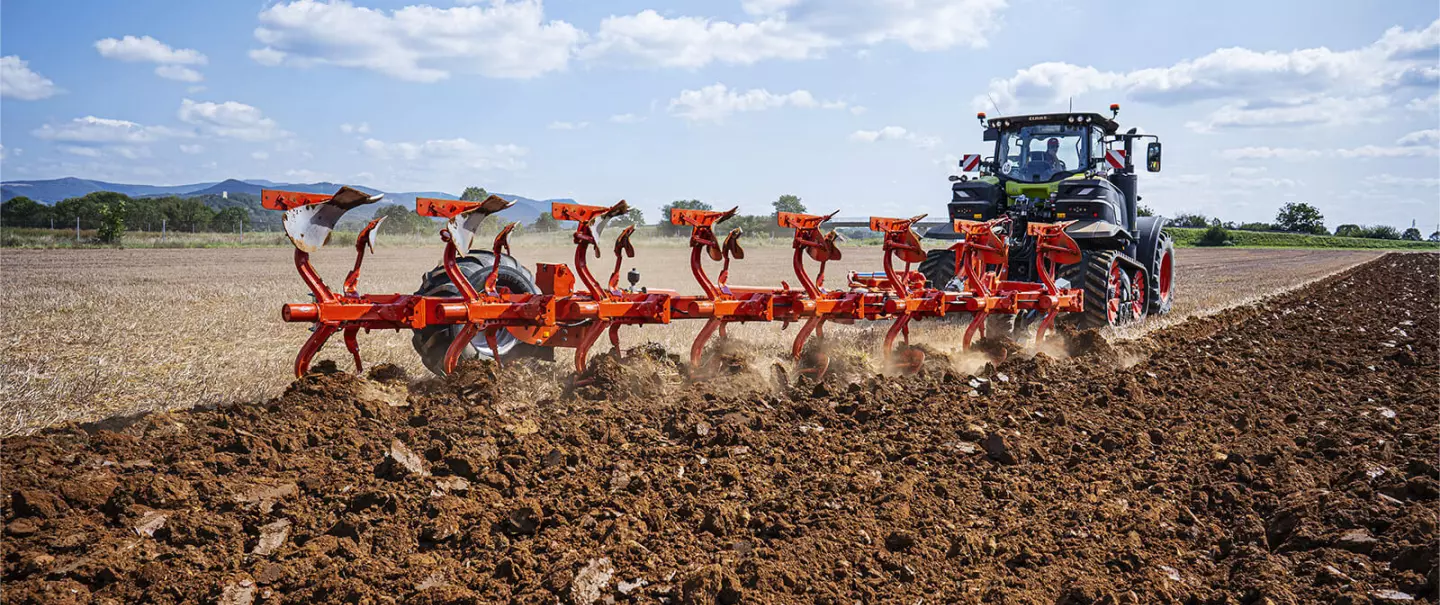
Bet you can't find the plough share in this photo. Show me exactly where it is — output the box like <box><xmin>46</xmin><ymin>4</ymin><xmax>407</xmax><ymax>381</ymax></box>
<box><xmin>264</xmin><ymin>187</ymin><xmax>1085</xmax><ymax>380</ymax></box>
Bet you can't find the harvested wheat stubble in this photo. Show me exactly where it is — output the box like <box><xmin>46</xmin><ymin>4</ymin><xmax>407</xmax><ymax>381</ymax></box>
<box><xmin>0</xmin><ymin>246</ymin><xmax>1379</xmax><ymax>436</ymax></box>
<box><xmin>3</xmin><ymin>254</ymin><xmax>1436</xmax><ymax>604</ymax></box>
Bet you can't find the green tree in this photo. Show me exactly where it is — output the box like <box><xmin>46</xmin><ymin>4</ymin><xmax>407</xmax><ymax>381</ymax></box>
<box><xmin>772</xmin><ymin>194</ymin><xmax>805</xmax><ymax>216</ymax></box>
<box><xmin>1197</xmin><ymin>224</ymin><xmax>1230</xmax><ymax>246</ymax></box>
<box><xmin>1402</xmin><ymin>227</ymin><xmax>1422</xmax><ymax>241</ymax></box>
<box><xmin>213</xmin><ymin>207</ymin><xmax>251</xmax><ymax>232</ymax></box>
<box><xmin>1334</xmin><ymin>224</ymin><xmax>1363</xmax><ymax>237</ymax></box>
<box><xmin>157</xmin><ymin>196</ymin><xmax>215</xmax><ymax>231</ymax></box>
<box><xmin>373</xmin><ymin>204</ymin><xmax>434</xmax><ymax>235</ymax></box>
<box><xmin>1236</xmin><ymin>222</ymin><xmax>1273</xmax><ymax>231</ymax></box>
<box><xmin>1170</xmin><ymin>213</ymin><xmax>1209</xmax><ymax>228</ymax></box>
<box><xmin>97</xmin><ymin>199</ymin><xmax>126</xmax><ymax>244</ymax></box>
<box><xmin>54</xmin><ymin>193</ymin><xmax>113</xmax><ymax>228</ymax></box>
<box><xmin>1</xmin><ymin>196</ymin><xmax>54</xmax><ymax>228</ymax></box>
<box><xmin>658</xmin><ymin>200</ymin><xmax>713</xmax><ymax>236</ymax></box>
<box><xmin>125</xmin><ymin>197</ymin><xmax>165</xmax><ymax>231</ymax></box>
<box><xmin>532</xmin><ymin>212</ymin><xmax>559</xmax><ymax>232</ymax></box>
<box><xmin>460</xmin><ymin>187</ymin><xmax>489</xmax><ymax>202</ymax></box>
<box><xmin>611</xmin><ymin>207</ymin><xmax>645</xmax><ymax>227</ymax></box>
<box><xmin>1136</xmin><ymin>205</ymin><xmax>1154</xmax><ymax>217</ymax></box>
<box><xmin>1429</xmin><ymin>231</ymin><xmax>1440</xmax><ymax>242</ymax></box>
<box><xmin>1274</xmin><ymin>202</ymin><xmax>1326</xmax><ymax>234</ymax></box>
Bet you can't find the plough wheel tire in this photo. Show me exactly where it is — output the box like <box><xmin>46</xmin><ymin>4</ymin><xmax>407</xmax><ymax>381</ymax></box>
<box><xmin>411</xmin><ymin>252</ymin><xmax>547</xmax><ymax>376</ymax></box>
<box><xmin>1146</xmin><ymin>233</ymin><xmax>1175</xmax><ymax>316</ymax></box>
<box><xmin>918</xmin><ymin>248</ymin><xmax>956</xmax><ymax>290</ymax></box>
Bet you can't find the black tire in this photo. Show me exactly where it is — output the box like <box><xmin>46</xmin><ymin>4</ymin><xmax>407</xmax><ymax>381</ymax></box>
<box><xmin>1060</xmin><ymin>250</ymin><xmax>1145</xmax><ymax>329</ymax></box>
<box><xmin>1144</xmin><ymin>233</ymin><xmax>1175</xmax><ymax>315</ymax></box>
<box><xmin>918</xmin><ymin>248</ymin><xmax>957</xmax><ymax>289</ymax></box>
<box><xmin>411</xmin><ymin>252</ymin><xmax>547</xmax><ymax>376</ymax></box>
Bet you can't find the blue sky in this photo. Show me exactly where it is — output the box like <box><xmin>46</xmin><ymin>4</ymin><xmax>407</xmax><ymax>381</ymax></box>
<box><xmin>1</xmin><ymin>0</ymin><xmax>1436</xmax><ymax>230</ymax></box>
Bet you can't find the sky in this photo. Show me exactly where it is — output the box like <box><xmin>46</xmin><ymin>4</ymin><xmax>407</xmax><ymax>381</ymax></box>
<box><xmin>1</xmin><ymin>0</ymin><xmax>1437</xmax><ymax>230</ymax></box>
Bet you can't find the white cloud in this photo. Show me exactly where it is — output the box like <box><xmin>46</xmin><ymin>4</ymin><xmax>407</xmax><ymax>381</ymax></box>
<box><xmin>178</xmin><ymin>99</ymin><xmax>288</xmax><ymax>141</ymax></box>
<box><xmin>1221</xmin><ymin>140</ymin><xmax>1439</xmax><ymax>160</ymax></box>
<box><xmin>979</xmin><ymin>19</ymin><xmax>1440</xmax><ymax>129</ymax></box>
<box><xmin>95</xmin><ymin>36</ymin><xmax>208</xmax><ymax>82</ymax></box>
<box><xmin>582</xmin><ymin>0</ymin><xmax>1005</xmax><ymax>68</ymax></box>
<box><xmin>1366</xmin><ymin>173</ymin><xmax>1440</xmax><ymax>187</ymax></box>
<box><xmin>1407</xmin><ymin>92</ymin><xmax>1439</xmax><ymax>112</ymax></box>
<box><xmin>284</xmin><ymin>168</ymin><xmax>332</xmax><ymax>182</ymax></box>
<box><xmin>668</xmin><ymin>83</ymin><xmax>850</xmax><ymax>121</ymax></box>
<box><xmin>95</xmin><ymin>35</ymin><xmax>206</xmax><ymax>65</ymax></box>
<box><xmin>252</xmin><ymin>151</ymin><xmax>270</xmax><ymax>160</ymax></box>
<box><xmin>741</xmin><ymin>0</ymin><xmax>1007</xmax><ymax>52</ymax></box>
<box><xmin>849</xmin><ymin>126</ymin><xmax>941</xmax><ymax>149</ymax></box>
<box><xmin>249</xmin><ymin>47</ymin><xmax>286</xmax><ymax>66</ymax></box>
<box><xmin>251</xmin><ymin>0</ymin><xmax>582</xmax><ymax>81</ymax></box>
<box><xmin>1</xmin><ymin>55</ymin><xmax>61</xmax><ymax>100</ymax></box>
<box><xmin>609</xmin><ymin>113</ymin><xmax>644</xmax><ymax>124</ymax></box>
<box><xmin>1335</xmin><ymin>145</ymin><xmax>1439</xmax><ymax>158</ymax></box>
<box><xmin>1396</xmin><ymin>128</ymin><xmax>1439</xmax><ymax>146</ymax></box>
<box><xmin>155</xmin><ymin>65</ymin><xmax>204</xmax><ymax>82</ymax></box>
<box><xmin>548</xmin><ymin>120</ymin><xmax>588</xmax><ymax>130</ymax></box>
<box><xmin>1228</xmin><ymin>166</ymin><xmax>1268</xmax><ymax>177</ymax></box>
<box><xmin>580</xmin><ymin>10</ymin><xmax>830</xmax><ymax>68</ymax></box>
<box><xmin>57</xmin><ymin>144</ymin><xmax>151</xmax><ymax>160</ymax></box>
<box><xmin>1219</xmin><ymin>147</ymin><xmax>1323</xmax><ymax>161</ymax></box>
<box><xmin>361</xmin><ymin>137</ymin><xmax>527</xmax><ymax>171</ymax></box>
<box><xmin>179</xmin><ymin>144</ymin><xmax>204</xmax><ymax>154</ymax></box>
<box><xmin>1186</xmin><ymin>96</ymin><xmax>1388</xmax><ymax>133</ymax></box>
<box><xmin>32</xmin><ymin>116</ymin><xmax>181</xmax><ymax>143</ymax></box>
<box><xmin>58</xmin><ymin>146</ymin><xmax>103</xmax><ymax>158</ymax></box>
<box><xmin>340</xmin><ymin>122</ymin><xmax>371</xmax><ymax>134</ymax></box>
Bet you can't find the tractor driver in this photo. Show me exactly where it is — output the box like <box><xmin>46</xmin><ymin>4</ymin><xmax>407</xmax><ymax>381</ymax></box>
<box><xmin>1040</xmin><ymin>137</ymin><xmax>1067</xmax><ymax>173</ymax></box>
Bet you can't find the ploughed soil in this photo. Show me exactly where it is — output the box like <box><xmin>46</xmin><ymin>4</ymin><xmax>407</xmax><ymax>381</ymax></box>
<box><xmin>4</xmin><ymin>254</ymin><xmax>1436</xmax><ymax>604</ymax></box>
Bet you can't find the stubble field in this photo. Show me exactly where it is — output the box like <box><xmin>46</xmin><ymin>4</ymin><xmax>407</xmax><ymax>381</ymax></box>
<box><xmin>0</xmin><ymin>242</ymin><xmax>1380</xmax><ymax>436</ymax></box>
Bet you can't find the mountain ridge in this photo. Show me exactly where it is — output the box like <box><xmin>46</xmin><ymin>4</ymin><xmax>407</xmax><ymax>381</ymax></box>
<box><xmin>1</xmin><ymin>176</ymin><xmax>574</xmax><ymax>223</ymax></box>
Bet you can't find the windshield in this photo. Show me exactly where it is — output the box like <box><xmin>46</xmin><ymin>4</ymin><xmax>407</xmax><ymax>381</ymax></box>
<box><xmin>996</xmin><ymin>124</ymin><xmax>1090</xmax><ymax>183</ymax></box>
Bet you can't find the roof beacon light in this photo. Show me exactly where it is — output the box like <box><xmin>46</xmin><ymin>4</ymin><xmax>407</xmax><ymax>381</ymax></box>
<box><xmin>976</xmin><ymin>111</ymin><xmax>987</xmax><ymax>125</ymax></box>
<box><xmin>1110</xmin><ymin>103</ymin><xmax>1120</xmax><ymax>118</ymax></box>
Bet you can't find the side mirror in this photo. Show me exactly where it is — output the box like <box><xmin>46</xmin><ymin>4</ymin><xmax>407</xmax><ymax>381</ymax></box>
<box><xmin>983</xmin><ymin>128</ymin><xmax>999</xmax><ymax>142</ymax></box>
<box><xmin>1146</xmin><ymin>142</ymin><xmax>1162</xmax><ymax>173</ymax></box>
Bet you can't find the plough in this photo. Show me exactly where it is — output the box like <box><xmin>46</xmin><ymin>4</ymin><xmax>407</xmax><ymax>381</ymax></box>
<box><xmin>264</xmin><ymin>187</ymin><xmax>1084</xmax><ymax>380</ymax></box>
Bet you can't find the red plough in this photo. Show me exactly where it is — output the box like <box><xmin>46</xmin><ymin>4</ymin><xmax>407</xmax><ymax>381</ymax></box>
<box><xmin>267</xmin><ymin>188</ymin><xmax>1086</xmax><ymax>380</ymax></box>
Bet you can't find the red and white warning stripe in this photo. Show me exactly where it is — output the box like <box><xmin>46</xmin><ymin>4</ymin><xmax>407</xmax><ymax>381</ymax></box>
<box><xmin>959</xmin><ymin>154</ymin><xmax>982</xmax><ymax>172</ymax></box>
<box><xmin>1105</xmin><ymin>149</ymin><xmax>1127</xmax><ymax>170</ymax></box>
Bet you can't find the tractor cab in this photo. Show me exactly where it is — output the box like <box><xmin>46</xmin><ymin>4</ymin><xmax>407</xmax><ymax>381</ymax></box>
<box><xmin>985</xmin><ymin>112</ymin><xmax>1117</xmax><ymax>183</ymax></box>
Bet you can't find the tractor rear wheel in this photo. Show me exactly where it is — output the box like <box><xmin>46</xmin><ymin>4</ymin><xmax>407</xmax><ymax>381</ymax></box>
<box><xmin>1145</xmin><ymin>233</ymin><xmax>1175</xmax><ymax>315</ymax></box>
<box><xmin>918</xmin><ymin>248</ymin><xmax>957</xmax><ymax>289</ymax></box>
<box><xmin>411</xmin><ymin>251</ymin><xmax>548</xmax><ymax>376</ymax></box>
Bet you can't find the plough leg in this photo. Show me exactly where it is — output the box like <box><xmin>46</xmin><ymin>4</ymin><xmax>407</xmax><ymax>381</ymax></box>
<box><xmin>575</xmin><ymin>321</ymin><xmax>609</xmax><ymax>375</ymax></box>
<box><xmin>691</xmin><ymin>318</ymin><xmax>723</xmax><ymax>369</ymax></box>
<box><xmin>608</xmin><ymin>323</ymin><xmax>623</xmax><ymax>358</ymax></box>
<box><xmin>343</xmin><ymin>326</ymin><xmax>363</xmax><ymax>373</ymax></box>
<box><xmin>295</xmin><ymin>323</ymin><xmax>339</xmax><ymax>378</ymax></box>
<box><xmin>444</xmin><ymin>323</ymin><xmax>481</xmax><ymax>374</ymax></box>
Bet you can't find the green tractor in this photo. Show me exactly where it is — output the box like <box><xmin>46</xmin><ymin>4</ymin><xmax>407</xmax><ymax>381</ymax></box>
<box><xmin>919</xmin><ymin>104</ymin><xmax>1175</xmax><ymax>329</ymax></box>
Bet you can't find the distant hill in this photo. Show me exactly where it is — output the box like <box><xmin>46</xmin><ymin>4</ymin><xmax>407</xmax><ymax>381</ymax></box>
<box><xmin>1</xmin><ymin>176</ymin><xmax>580</xmax><ymax>226</ymax></box>
<box><xmin>0</xmin><ymin>177</ymin><xmax>220</xmax><ymax>202</ymax></box>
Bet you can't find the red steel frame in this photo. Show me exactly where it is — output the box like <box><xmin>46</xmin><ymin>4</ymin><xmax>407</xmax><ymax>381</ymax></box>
<box><xmin>265</xmin><ymin>188</ymin><xmax>1085</xmax><ymax>379</ymax></box>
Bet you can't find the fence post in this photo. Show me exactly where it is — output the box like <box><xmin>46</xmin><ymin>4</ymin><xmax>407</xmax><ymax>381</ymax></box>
<box><xmin>162</xmin><ymin>219</ymin><xmax>167</xmax><ymax>242</ymax></box>
<box><xmin>76</xmin><ymin>216</ymin><xmax>80</xmax><ymax>242</ymax></box>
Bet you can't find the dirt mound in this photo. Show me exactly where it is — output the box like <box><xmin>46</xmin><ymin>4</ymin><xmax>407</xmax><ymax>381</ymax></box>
<box><xmin>3</xmin><ymin>254</ymin><xmax>1437</xmax><ymax>603</ymax></box>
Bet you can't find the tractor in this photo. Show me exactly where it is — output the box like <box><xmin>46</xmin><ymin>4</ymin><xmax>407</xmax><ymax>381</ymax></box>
<box><xmin>918</xmin><ymin>104</ymin><xmax>1175</xmax><ymax>329</ymax></box>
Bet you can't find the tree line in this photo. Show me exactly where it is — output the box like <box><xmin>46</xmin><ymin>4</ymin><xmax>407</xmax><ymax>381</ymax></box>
<box><xmin>1162</xmin><ymin>202</ymin><xmax>1435</xmax><ymax>243</ymax></box>
<box><xmin>1</xmin><ymin>191</ymin><xmax>269</xmax><ymax>234</ymax></box>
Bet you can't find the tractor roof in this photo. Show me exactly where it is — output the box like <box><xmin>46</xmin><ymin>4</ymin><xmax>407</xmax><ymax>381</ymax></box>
<box><xmin>987</xmin><ymin>112</ymin><xmax>1119</xmax><ymax>134</ymax></box>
